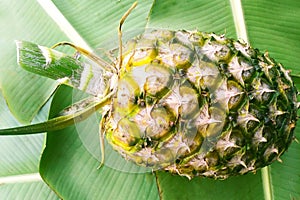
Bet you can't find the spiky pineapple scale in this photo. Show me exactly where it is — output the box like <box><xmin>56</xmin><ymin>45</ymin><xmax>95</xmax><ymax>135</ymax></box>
<box><xmin>105</xmin><ymin>29</ymin><xmax>298</xmax><ymax>179</ymax></box>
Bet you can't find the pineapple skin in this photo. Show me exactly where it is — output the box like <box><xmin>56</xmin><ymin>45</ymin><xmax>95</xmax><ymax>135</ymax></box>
<box><xmin>105</xmin><ymin>30</ymin><xmax>298</xmax><ymax>179</ymax></box>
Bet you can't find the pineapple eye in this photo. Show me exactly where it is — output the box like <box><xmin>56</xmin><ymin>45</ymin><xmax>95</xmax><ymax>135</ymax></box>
<box><xmin>115</xmin><ymin>76</ymin><xmax>140</xmax><ymax>116</ymax></box>
<box><xmin>261</xmin><ymin>90</ymin><xmax>276</xmax><ymax>104</ymax></box>
<box><xmin>179</xmin><ymin>85</ymin><xmax>200</xmax><ymax>119</ymax></box>
<box><xmin>215</xmin><ymin>46</ymin><xmax>231</xmax><ymax>61</ymax></box>
<box><xmin>143</xmin><ymin>29</ymin><xmax>174</xmax><ymax>42</ymax></box>
<box><xmin>242</xmin><ymin>67</ymin><xmax>256</xmax><ymax>84</ymax></box>
<box><xmin>158</xmin><ymin>42</ymin><xmax>193</xmax><ymax>69</ymax></box>
<box><xmin>227</xmin><ymin>80</ymin><xmax>246</xmax><ymax>111</ymax></box>
<box><xmin>145</xmin><ymin>107</ymin><xmax>175</xmax><ymax>140</ymax></box>
<box><xmin>112</xmin><ymin>118</ymin><xmax>141</xmax><ymax>149</ymax></box>
<box><xmin>188</xmin><ymin>31</ymin><xmax>205</xmax><ymax>46</ymax></box>
<box><xmin>130</xmin><ymin>39</ymin><xmax>158</xmax><ymax>66</ymax></box>
<box><xmin>144</xmin><ymin>64</ymin><xmax>172</xmax><ymax>98</ymax></box>
<box><xmin>131</xmin><ymin>48</ymin><xmax>157</xmax><ymax>66</ymax></box>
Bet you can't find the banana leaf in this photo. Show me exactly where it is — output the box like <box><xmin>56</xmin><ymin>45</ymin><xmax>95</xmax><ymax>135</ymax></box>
<box><xmin>0</xmin><ymin>0</ymin><xmax>299</xmax><ymax>199</ymax></box>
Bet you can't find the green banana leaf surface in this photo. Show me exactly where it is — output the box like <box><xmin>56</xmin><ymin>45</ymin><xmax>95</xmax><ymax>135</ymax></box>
<box><xmin>0</xmin><ymin>0</ymin><xmax>300</xmax><ymax>199</ymax></box>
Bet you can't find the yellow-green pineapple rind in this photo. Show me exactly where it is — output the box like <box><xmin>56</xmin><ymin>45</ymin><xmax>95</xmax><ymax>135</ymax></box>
<box><xmin>105</xmin><ymin>30</ymin><xmax>298</xmax><ymax>179</ymax></box>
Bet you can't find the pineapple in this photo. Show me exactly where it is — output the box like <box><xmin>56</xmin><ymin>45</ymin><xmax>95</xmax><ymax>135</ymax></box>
<box><xmin>1</xmin><ymin>3</ymin><xmax>298</xmax><ymax>180</ymax></box>
<box><xmin>104</xmin><ymin>29</ymin><xmax>298</xmax><ymax>179</ymax></box>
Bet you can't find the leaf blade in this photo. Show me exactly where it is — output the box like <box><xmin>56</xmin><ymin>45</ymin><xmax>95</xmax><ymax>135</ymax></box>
<box><xmin>17</xmin><ymin>41</ymin><xmax>109</xmax><ymax>96</ymax></box>
<box><xmin>156</xmin><ymin>171</ymin><xmax>264</xmax><ymax>200</ymax></box>
<box><xmin>0</xmin><ymin>91</ymin><xmax>58</xmax><ymax>199</ymax></box>
<box><xmin>243</xmin><ymin>0</ymin><xmax>300</xmax><ymax>74</ymax></box>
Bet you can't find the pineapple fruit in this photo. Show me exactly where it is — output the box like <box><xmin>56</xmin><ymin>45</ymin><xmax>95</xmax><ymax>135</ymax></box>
<box><xmin>11</xmin><ymin>29</ymin><xmax>298</xmax><ymax>179</ymax></box>
<box><xmin>104</xmin><ymin>29</ymin><xmax>298</xmax><ymax>179</ymax></box>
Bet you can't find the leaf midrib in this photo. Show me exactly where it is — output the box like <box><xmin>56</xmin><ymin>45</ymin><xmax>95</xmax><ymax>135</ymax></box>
<box><xmin>37</xmin><ymin>0</ymin><xmax>92</xmax><ymax>51</ymax></box>
<box><xmin>0</xmin><ymin>173</ymin><xmax>42</xmax><ymax>184</ymax></box>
